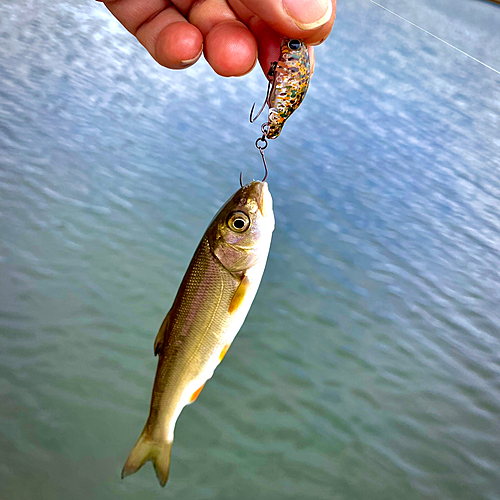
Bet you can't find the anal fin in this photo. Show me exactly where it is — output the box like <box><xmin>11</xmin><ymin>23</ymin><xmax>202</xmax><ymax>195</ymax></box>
<box><xmin>189</xmin><ymin>383</ymin><xmax>206</xmax><ymax>404</ymax></box>
<box><xmin>219</xmin><ymin>343</ymin><xmax>231</xmax><ymax>362</ymax></box>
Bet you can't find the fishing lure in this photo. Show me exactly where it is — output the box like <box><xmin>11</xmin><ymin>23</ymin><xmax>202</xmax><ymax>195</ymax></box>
<box><xmin>250</xmin><ymin>38</ymin><xmax>311</xmax><ymax>139</ymax></box>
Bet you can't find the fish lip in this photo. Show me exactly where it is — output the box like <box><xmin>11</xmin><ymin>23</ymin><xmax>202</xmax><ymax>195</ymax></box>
<box><xmin>250</xmin><ymin>181</ymin><xmax>269</xmax><ymax>217</ymax></box>
<box><xmin>238</xmin><ymin>180</ymin><xmax>272</xmax><ymax>221</ymax></box>
<box><xmin>259</xmin><ymin>182</ymin><xmax>269</xmax><ymax>217</ymax></box>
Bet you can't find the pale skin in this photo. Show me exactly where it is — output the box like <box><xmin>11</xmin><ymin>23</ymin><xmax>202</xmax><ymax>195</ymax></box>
<box><xmin>98</xmin><ymin>0</ymin><xmax>337</xmax><ymax>77</ymax></box>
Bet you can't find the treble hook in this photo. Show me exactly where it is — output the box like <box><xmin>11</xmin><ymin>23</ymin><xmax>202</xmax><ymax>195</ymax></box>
<box><xmin>249</xmin><ymin>62</ymin><xmax>277</xmax><ymax>123</ymax></box>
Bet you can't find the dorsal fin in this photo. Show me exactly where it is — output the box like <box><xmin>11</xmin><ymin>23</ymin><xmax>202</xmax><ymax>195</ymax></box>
<box><xmin>154</xmin><ymin>310</ymin><xmax>172</xmax><ymax>356</ymax></box>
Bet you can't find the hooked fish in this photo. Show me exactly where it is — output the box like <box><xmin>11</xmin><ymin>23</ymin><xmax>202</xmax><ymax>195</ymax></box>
<box><xmin>251</xmin><ymin>38</ymin><xmax>311</xmax><ymax>140</ymax></box>
<box><xmin>122</xmin><ymin>181</ymin><xmax>275</xmax><ymax>486</ymax></box>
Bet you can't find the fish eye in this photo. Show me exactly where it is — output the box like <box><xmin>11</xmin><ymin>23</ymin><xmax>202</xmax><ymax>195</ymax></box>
<box><xmin>227</xmin><ymin>212</ymin><xmax>250</xmax><ymax>233</ymax></box>
<box><xmin>288</xmin><ymin>39</ymin><xmax>302</xmax><ymax>51</ymax></box>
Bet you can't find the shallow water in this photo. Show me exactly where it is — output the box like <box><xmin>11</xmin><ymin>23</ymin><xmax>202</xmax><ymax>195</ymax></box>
<box><xmin>1</xmin><ymin>0</ymin><xmax>500</xmax><ymax>498</ymax></box>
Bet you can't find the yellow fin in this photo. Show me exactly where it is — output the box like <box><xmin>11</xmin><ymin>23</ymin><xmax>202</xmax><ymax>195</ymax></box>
<box><xmin>219</xmin><ymin>343</ymin><xmax>231</xmax><ymax>362</ymax></box>
<box><xmin>189</xmin><ymin>382</ymin><xmax>206</xmax><ymax>403</ymax></box>
<box><xmin>229</xmin><ymin>275</ymin><xmax>251</xmax><ymax>314</ymax></box>
<box><xmin>154</xmin><ymin>310</ymin><xmax>172</xmax><ymax>356</ymax></box>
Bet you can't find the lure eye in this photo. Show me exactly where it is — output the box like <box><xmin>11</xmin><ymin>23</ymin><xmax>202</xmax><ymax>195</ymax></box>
<box><xmin>288</xmin><ymin>39</ymin><xmax>302</xmax><ymax>51</ymax></box>
<box><xmin>227</xmin><ymin>212</ymin><xmax>250</xmax><ymax>233</ymax></box>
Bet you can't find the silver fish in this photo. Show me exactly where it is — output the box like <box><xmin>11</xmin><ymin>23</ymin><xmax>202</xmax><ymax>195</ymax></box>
<box><xmin>122</xmin><ymin>180</ymin><xmax>275</xmax><ymax>486</ymax></box>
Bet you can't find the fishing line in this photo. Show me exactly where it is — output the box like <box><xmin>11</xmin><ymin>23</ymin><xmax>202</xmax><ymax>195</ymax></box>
<box><xmin>368</xmin><ymin>0</ymin><xmax>500</xmax><ymax>76</ymax></box>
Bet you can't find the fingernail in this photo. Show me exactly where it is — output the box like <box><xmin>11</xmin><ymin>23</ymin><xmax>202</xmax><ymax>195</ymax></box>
<box><xmin>283</xmin><ymin>0</ymin><xmax>332</xmax><ymax>31</ymax></box>
<box><xmin>309</xmin><ymin>34</ymin><xmax>328</xmax><ymax>46</ymax></box>
<box><xmin>181</xmin><ymin>48</ymin><xmax>203</xmax><ymax>66</ymax></box>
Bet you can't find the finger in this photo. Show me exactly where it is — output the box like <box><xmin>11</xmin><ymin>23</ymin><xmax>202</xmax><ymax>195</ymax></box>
<box><xmin>188</xmin><ymin>0</ymin><xmax>257</xmax><ymax>76</ymax></box>
<box><xmin>204</xmin><ymin>20</ymin><xmax>258</xmax><ymax>77</ymax></box>
<box><xmin>229</xmin><ymin>0</ymin><xmax>336</xmax><ymax>45</ymax></box>
<box><xmin>154</xmin><ymin>20</ymin><xmax>204</xmax><ymax>68</ymax></box>
<box><xmin>246</xmin><ymin>20</ymin><xmax>282</xmax><ymax>77</ymax></box>
<box><xmin>102</xmin><ymin>0</ymin><xmax>203</xmax><ymax>69</ymax></box>
<box><xmin>187</xmin><ymin>0</ymin><xmax>238</xmax><ymax>34</ymax></box>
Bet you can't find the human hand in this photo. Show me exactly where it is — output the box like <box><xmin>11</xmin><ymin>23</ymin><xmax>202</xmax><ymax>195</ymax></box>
<box><xmin>98</xmin><ymin>0</ymin><xmax>336</xmax><ymax>77</ymax></box>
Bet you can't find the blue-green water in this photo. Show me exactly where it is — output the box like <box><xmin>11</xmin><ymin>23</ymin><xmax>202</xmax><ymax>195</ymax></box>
<box><xmin>2</xmin><ymin>0</ymin><xmax>500</xmax><ymax>498</ymax></box>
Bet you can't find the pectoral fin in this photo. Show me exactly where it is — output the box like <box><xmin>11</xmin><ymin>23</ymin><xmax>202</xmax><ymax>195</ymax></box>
<box><xmin>154</xmin><ymin>310</ymin><xmax>172</xmax><ymax>356</ymax></box>
<box><xmin>229</xmin><ymin>275</ymin><xmax>252</xmax><ymax>314</ymax></box>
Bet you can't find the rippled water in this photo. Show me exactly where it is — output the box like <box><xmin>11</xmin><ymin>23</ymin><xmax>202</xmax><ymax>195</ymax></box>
<box><xmin>2</xmin><ymin>0</ymin><xmax>500</xmax><ymax>498</ymax></box>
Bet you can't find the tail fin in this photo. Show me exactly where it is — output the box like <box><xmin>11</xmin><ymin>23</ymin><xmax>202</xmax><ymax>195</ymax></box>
<box><xmin>121</xmin><ymin>429</ymin><xmax>173</xmax><ymax>487</ymax></box>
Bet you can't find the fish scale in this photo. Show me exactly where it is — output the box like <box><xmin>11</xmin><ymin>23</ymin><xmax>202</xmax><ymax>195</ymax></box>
<box><xmin>148</xmin><ymin>237</ymin><xmax>238</xmax><ymax>431</ymax></box>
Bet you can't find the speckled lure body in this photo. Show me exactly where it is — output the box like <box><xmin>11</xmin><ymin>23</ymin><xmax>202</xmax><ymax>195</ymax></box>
<box><xmin>267</xmin><ymin>38</ymin><xmax>311</xmax><ymax>139</ymax></box>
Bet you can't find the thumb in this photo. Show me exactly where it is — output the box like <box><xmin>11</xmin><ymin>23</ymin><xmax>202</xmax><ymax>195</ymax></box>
<box><xmin>237</xmin><ymin>0</ymin><xmax>335</xmax><ymax>43</ymax></box>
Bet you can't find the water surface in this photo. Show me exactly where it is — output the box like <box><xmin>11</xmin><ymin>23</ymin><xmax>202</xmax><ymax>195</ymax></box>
<box><xmin>1</xmin><ymin>0</ymin><xmax>500</xmax><ymax>499</ymax></box>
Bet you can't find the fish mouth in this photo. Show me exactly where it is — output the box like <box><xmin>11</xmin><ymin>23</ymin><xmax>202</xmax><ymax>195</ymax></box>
<box><xmin>245</xmin><ymin>181</ymin><xmax>272</xmax><ymax>218</ymax></box>
<box><xmin>257</xmin><ymin>182</ymin><xmax>271</xmax><ymax>217</ymax></box>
